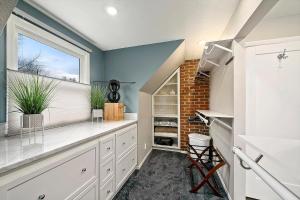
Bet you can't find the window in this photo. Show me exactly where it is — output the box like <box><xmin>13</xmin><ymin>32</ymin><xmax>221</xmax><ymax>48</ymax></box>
<box><xmin>7</xmin><ymin>15</ymin><xmax>90</xmax><ymax>84</ymax></box>
<box><xmin>18</xmin><ymin>34</ymin><xmax>80</xmax><ymax>82</ymax></box>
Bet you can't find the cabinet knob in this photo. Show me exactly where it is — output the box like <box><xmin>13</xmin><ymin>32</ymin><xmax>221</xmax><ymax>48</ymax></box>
<box><xmin>122</xmin><ymin>168</ymin><xmax>126</xmax><ymax>172</ymax></box>
<box><xmin>38</xmin><ymin>194</ymin><xmax>45</xmax><ymax>199</ymax></box>
<box><xmin>107</xmin><ymin>168</ymin><xmax>111</xmax><ymax>172</ymax></box>
<box><xmin>106</xmin><ymin>147</ymin><xmax>111</xmax><ymax>151</ymax></box>
<box><xmin>107</xmin><ymin>190</ymin><xmax>111</xmax><ymax>194</ymax></box>
<box><xmin>122</xmin><ymin>142</ymin><xmax>126</xmax><ymax>145</ymax></box>
<box><xmin>81</xmin><ymin>168</ymin><xmax>87</xmax><ymax>173</ymax></box>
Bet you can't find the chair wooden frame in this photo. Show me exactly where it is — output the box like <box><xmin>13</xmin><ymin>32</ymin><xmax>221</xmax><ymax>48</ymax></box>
<box><xmin>187</xmin><ymin>144</ymin><xmax>226</xmax><ymax>197</ymax></box>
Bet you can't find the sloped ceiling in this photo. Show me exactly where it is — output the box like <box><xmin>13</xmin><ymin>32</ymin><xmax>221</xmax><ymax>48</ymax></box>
<box><xmin>26</xmin><ymin>0</ymin><xmax>240</xmax><ymax>59</ymax></box>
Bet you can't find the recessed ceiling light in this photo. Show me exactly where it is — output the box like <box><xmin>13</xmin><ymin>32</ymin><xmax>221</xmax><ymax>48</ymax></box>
<box><xmin>106</xmin><ymin>6</ymin><xmax>118</xmax><ymax>16</ymax></box>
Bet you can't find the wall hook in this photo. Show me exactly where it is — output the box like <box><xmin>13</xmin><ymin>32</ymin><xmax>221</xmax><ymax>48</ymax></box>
<box><xmin>277</xmin><ymin>49</ymin><xmax>288</xmax><ymax>60</ymax></box>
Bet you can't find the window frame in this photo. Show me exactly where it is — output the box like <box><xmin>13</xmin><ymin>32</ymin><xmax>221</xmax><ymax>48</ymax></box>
<box><xmin>6</xmin><ymin>15</ymin><xmax>90</xmax><ymax>84</ymax></box>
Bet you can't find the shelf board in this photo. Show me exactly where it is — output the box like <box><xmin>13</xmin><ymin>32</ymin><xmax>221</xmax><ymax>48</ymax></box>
<box><xmin>154</xmin><ymin>95</ymin><xmax>177</xmax><ymax>97</ymax></box>
<box><xmin>165</xmin><ymin>83</ymin><xmax>177</xmax><ymax>86</ymax></box>
<box><xmin>154</xmin><ymin>104</ymin><xmax>178</xmax><ymax>106</ymax></box>
<box><xmin>153</xmin><ymin>114</ymin><xmax>178</xmax><ymax>118</ymax></box>
<box><xmin>196</xmin><ymin>39</ymin><xmax>233</xmax><ymax>76</ymax></box>
<box><xmin>196</xmin><ymin>110</ymin><xmax>233</xmax><ymax>118</ymax></box>
<box><xmin>153</xmin><ymin>144</ymin><xmax>179</xmax><ymax>149</ymax></box>
<box><xmin>154</xmin><ymin>132</ymin><xmax>178</xmax><ymax>138</ymax></box>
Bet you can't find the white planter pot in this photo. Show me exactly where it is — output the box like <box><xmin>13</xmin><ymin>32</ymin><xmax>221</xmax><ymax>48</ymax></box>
<box><xmin>22</xmin><ymin>114</ymin><xmax>44</xmax><ymax>129</ymax></box>
<box><xmin>92</xmin><ymin>109</ymin><xmax>103</xmax><ymax>118</ymax></box>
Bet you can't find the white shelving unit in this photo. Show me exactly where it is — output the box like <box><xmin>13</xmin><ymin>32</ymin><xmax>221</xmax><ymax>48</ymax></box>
<box><xmin>196</xmin><ymin>110</ymin><xmax>233</xmax><ymax>130</ymax></box>
<box><xmin>196</xmin><ymin>39</ymin><xmax>234</xmax><ymax>78</ymax></box>
<box><xmin>152</xmin><ymin>69</ymin><xmax>180</xmax><ymax>149</ymax></box>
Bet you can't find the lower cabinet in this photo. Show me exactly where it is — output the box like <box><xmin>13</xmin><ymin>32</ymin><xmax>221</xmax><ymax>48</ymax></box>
<box><xmin>0</xmin><ymin>123</ymin><xmax>137</xmax><ymax>200</ymax></box>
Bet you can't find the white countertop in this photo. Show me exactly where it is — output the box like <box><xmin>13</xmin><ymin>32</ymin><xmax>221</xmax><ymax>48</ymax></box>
<box><xmin>0</xmin><ymin>120</ymin><xmax>137</xmax><ymax>174</ymax></box>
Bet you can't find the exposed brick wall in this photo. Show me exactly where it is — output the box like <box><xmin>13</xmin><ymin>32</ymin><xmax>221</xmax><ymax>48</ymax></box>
<box><xmin>180</xmin><ymin>59</ymin><xmax>209</xmax><ymax>150</ymax></box>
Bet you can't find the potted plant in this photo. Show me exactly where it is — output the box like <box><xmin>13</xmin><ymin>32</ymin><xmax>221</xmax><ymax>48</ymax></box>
<box><xmin>9</xmin><ymin>74</ymin><xmax>57</xmax><ymax>130</ymax></box>
<box><xmin>91</xmin><ymin>85</ymin><xmax>106</xmax><ymax>121</ymax></box>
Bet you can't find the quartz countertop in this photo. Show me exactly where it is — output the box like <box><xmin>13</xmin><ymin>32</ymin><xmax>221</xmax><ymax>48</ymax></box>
<box><xmin>0</xmin><ymin>120</ymin><xmax>137</xmax><ymax>174</ymax></box>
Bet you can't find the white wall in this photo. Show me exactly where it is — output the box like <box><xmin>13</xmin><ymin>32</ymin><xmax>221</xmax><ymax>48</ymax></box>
<box><xmin>209</xmin><ymin>48</ymin><xmax>234</xmax><ymax>198</ymax></box>
<box><xmin>244</xmin><ymin>38</ymin><xmax>300</xmax><ymax>199</ymax></box>
<box><xmin>244</xmin><ymin>14</ymin><xmax>300</xmax><ymax>42</ymax></box>
<box><xmin>7</xmin><ymin>71</ymin><xmax>91</xmax><ymax>134</ymax></box>
<box><xmin>137</xmin><ymin>91</ymin><xmax>152</xmax><ymax>166</ymax></box>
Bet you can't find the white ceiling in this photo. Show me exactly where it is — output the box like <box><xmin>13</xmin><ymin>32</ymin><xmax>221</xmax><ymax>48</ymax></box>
<box><xmin>28</xmin><ymin>0</ymin><xmax>240</xmax><ymax>59</ymax></box>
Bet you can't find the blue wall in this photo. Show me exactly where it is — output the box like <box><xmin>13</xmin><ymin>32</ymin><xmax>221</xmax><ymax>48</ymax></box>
<box><xmin>104</xmin><ymin>40</ymin><xmax>183</xmax><ymax>112</ymax></box>
<box><xmin>0</xmin><ymin>0</ymin><xmax>105</xmax><ymax>123</ymax></box>
<box><xmin>0</xmin><ymin>28</ymin><xmax>6</xmax><ymax>123</ymax></box>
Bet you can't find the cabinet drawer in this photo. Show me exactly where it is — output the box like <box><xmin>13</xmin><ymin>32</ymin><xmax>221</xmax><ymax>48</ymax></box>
<box><xmin>100</xmin><ymin>134</ymin><xmax>115</xmax><ymax>162</ymax></box>
<box><xmin>116</xmin><ymin>125</ymin><xmax>137</xmax><ymax>160</ymax></box>
<box><xmin>7</xmin><ymin>148</ymin><xmax>96</xmax><ymax>200</ymax></box>
<box><xmin>100</xmin><ymin>177</ymin><xmax>114</xmax><ymax>200</ymax></box>
<box><xmin>100</xmin><ymin>156</ymin><xmax>114</xmax><ymax>186</ymax></box>
<box><xmin>73</xmin><ymin>181</ymin><xmax>98</xmax><ymax>200</ymax></box>
<box><xmin>116</xmin><ymin>146</ymin><xmax>137</xmax><ymax>190</ymax></box>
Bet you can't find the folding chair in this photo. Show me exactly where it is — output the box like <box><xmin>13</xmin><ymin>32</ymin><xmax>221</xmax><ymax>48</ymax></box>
<box><xmin>187</xmin><ymin>144</ymin><xmax>226</xmax><ymax>197</ymax></box>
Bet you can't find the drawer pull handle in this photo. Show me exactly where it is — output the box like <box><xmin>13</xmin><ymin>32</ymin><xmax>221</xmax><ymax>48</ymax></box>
<box><xmin>81</xmin><ymin>168</ymin><xmax>87</xmax><ymax>173</ymax></box>
<box><xmin>38</xmin><ymin>194</ymin><xmax>45</xmax><ymax>199</ymax></box>
<box><xmin>107</xmin><ymin>190</ymin><xmax>111</xmax><ymax>194</ymax></box>
<box><xmin>106</xmin><ymin>147</ymin><xmax>111</xmax><ymax>151</ymax></box>
<box><xmin>122</xmin><ymin>142</ymin><xmax>126</xmax><ymax>145</ymax></box>
<box><xmin>107</xmin><ymin>168</ymin><xmax>111</xmax><ymax>172</ymax></box>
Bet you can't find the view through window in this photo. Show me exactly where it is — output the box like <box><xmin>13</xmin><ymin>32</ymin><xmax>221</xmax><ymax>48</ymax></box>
<box><xmin>18</xmin><ymin>33</ymin><xmax>80</xmax><ymax>82</ymax></box>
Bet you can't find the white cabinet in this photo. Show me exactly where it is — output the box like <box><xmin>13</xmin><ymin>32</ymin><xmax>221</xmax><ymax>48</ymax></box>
<box><xmin>0</xmin><ymin>123</ymin><xmax>137</xmax><ymax>200</ymax></box>
<box><xmin>7</xmin><ymin>147</ymin><xmax>97</xmax><ymax>200</ymax></box>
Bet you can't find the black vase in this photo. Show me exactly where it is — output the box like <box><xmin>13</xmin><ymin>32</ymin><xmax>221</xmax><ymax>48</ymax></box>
<box><xmin>107</xmin><ymin>80</ymin><xmax>121</xmax><ymax>103</ymax></box>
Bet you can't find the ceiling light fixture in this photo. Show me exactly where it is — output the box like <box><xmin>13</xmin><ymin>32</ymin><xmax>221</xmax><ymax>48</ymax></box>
<box><xmin>106</xmin><ymin>6</ymin><xmax>118</xmax><ymax>16</ymax></box>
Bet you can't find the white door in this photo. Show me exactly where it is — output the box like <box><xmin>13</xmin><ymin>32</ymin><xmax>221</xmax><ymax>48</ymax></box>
<box><xmin>245</xmin><ymin>38</ymin><xmax>300</xmax><ymax>200</ymax></box>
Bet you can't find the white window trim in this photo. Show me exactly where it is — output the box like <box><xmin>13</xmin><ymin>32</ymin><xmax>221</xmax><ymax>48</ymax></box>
<box><xmin>6</xmin><ymin>15</ymin><xmax>90</xmax><ymax>84</ymax></box>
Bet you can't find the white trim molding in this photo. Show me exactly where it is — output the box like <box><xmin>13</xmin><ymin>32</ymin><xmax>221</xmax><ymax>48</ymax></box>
<box><xmin>6</xmin><ymin>14</ymin><xmax>90</xmax><ymax>84</ymax></box>
<box><xmin>136</xmin><ymin>148</ymin><xmax>152</xmax><ymax>169</ymax></box>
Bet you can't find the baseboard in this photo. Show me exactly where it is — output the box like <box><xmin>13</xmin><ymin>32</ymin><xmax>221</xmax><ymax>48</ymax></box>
<box><xmin>216</xmin><ymin>171</ymin><xmax>232</xmax><ymax>200</ymax></box>
<box><xmin>136</xmin><ymin>148</ymin><xmax>152</xmax><ymax>169</ymax></box>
